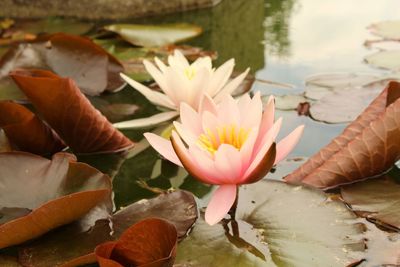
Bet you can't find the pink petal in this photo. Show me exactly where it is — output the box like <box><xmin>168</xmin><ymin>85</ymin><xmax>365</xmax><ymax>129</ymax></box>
<box><xmin>205</xmin><ymin>185</ymin><xmax>237</xmax><ymax>225</ymax></box>
<box><xmin>154</xmin><ymin>57</ymin><xmax>167</xmax><ymax>73</ymax></box>
<box><xmin>239</xmin><ymin>128</ymin><xmax>258</xmax><ymax>169</ymax></box>
<box><xmin>254</xmin><ymin>117</ymin><xmax>282</xmax><ymax>156</ymax></box>
<box><xmin>259</xmin><ymin>95</ymin><xmax>275</xmax><ymax>136</ymax></box>
<box><xmin>274</xmin><ymin>125</ymin><xmax>304</xmax><ymax>164</ymax></box>
<box><xmin>216</xmin><ymin>95</ymin><xmax>239</xmax><ymax>126</ymax></box>
<box><xmin>239</xmin><ymin>92</ymin><xmax>263</xmax><ymax>129</ymax></box>
<box><xmin>237</xmin><ymin>93</ymin><xmax>252</xmax><ymax>115</ymax></box>
<box><xmin>214</xmin><ymin>144</ymin><xmax>243</xmax><ymax>183</ymax></box>
<box><xmin>199</xmin><ymin>94</ymin><xmax>218</xmax><ymax>115</ymax></box>
<box><xmin>189</xmin><ymin>67</ymin><xmax>210</xmax><ymax>110</ymax></box>
<box><xmin>144</xmin><ymin>133</ymin><xmax>182</xmax><ymax>167</ymax></box>
<box><xmin>168</xmin><ymin>50</ymin><xmax>189</xmax><ymax>69</ymax></box>
<box><xmin>188</xmin><ymin>146</ymin><xmax>220</xmax><ymax>184</ymax></box>
<box><xmin>180</xmin><ymin>103</ymin><xmax>203</xmax><ymax>136</ymax></box>
<box><xmin>201</xmin><ymin>111</ymin><xmax>221</xmax><ymax>139</ymax></box>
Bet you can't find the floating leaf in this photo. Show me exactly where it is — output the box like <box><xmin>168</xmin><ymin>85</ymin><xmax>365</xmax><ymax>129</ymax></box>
<box><xmin>11</xmin><ymin>69</ymin><xmax>134</xmax><ymax>154</ymax></box>
<box><xmin>113</xmin><ymin>111</ymin><xmax>179</xmax><ymax>130</ymax></box>
<box><xmin>95</xmin><ymin>218</ymin><xmax>177</xmax><ymax>267</ymax></box>
<box><xmin>176</xmin><ymin>180</ymin><xmax>364</xmax><ymax>267</ymax></box>
<box><xmin>104</xmin><ymin>24</ymin><xmax>202</xmax><ymax>47</ymax></box>
<box><xmin>364</xmin><ymin>50</ymin><xmax>400</xmax><ymax>71</ymax></box>
<box><xmin>0</xmin><ymin>152</ymin><xmax>112</xmax><ymax>249</ymax></box>
<box><xmin>0</xmin><ymin>33</ymin><xmax>124</xmax><ymax>96</ymax></box>
<box><xmin>368</xmin><ymin>20</ymin><xmax>400</xmax><ymax>40</ymax></box>
<box><xmin>341</xmin><ymin>175</ymin><xmax>400</xmax><ymax>229</ymax></box>
<box><xmin>19</xmin><ymin>190</ymin><xmax>197</xmax><ymax>267</ymax></box>
<box><xmin>304</xmin><ymin>72</ymin><xmax>381</xmax><ymax>100</ymax></box>
<box><xmin>285</xmin><ymin>81</ymin><xmax>400</xmax><ymax>189</ymax></box>
<box><xmin>0</xmin><ymin>101</ymin><xmax>65</xmax><ymax>154</ymax></box>
<box><xmin>273</xmin><ymin>94</ymin><xmax>308</xmax><ymax>110</ymax></box>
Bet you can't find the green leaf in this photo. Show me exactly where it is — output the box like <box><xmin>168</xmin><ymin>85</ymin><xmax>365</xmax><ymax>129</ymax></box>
<box><xmin>104</xmin><ymin>23</ymin><xmax>203</xmax><ymax>47</ymax></box>
<box><xmin>176</xmin><ymin>180</ymin><xmax>365</xmax><ymax>267</ymax></box>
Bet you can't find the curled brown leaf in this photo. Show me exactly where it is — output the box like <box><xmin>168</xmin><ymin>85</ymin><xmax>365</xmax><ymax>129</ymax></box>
<box><xmin>285</xmin><ymin>81</ymin><xmax>400</xmax><ymax>189</ymax></box>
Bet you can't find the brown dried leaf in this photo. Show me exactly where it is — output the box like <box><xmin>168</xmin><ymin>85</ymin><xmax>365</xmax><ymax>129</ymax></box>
<box><xmin>285</xmin><ymin>81</ymin><xmax>400</xmax><ymax>189</ymax></box>
<box><xmin>0</xmin><ymin>101</ymin><xmax>65</xmax><ymax>154</ymax></box>
<box><xmin>10</xmin><ymin>69</ymin><xmax>134</xmax><ymax>154</ymax></box>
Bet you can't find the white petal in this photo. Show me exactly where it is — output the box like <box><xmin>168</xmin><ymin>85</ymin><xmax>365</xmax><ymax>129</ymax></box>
<box><xmin>214</xmin><ymin>68</ymin><xmax>250</xmax><ymax>103</ymax></box>
<box><xmin>208</xmin><ymin>59</ymin><xmax>235</xmax><ymax>97</ymax></box>
<box><xmin>113</xmin><ymin>111</ymin><xmax>179</xmax><ymax>129</ymax></box>
<box><xmin>120</xmin><ymin>73</ymin><xmax>176</xmax><ymax>110</ymax></box>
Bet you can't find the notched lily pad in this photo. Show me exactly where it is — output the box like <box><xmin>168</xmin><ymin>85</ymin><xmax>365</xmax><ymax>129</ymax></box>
<box><xmin>0</xmin><ymin>152</ymin><xmax>112</xmax><ymax>249</ymax></box>
<box><xmin>176</xmin><ymin>180</ymin><xmax>364</xmax><ymax>267</ymax></box>
<box><xmin>104</xmin><ymin>23</ymin><xmax>203</xmax><ymax>47</ymax></box>
<box><xmin>0</xmin><ymin>33</ymin><xmax>124</xmax><ymax>96</ymax></box>
<box><xmin>341</xmin><ymin>175</ymin><xmax>400</xmax><ymax>229</ymax></box>
<box><xmin>19</xmin><ymin>190</ymin><xmax>197</xmax><ymax>267</ymax></box>
<box><xmin>368</xmin><ymin>20</ymin><xmax>400</xmax><ymax>40</ymax></box>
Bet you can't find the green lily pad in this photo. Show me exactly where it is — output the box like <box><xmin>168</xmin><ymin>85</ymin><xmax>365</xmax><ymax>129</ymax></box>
<box><xmin>341</xmin><ymin>175</ymin><xmax>400</xmax><ymax>229</ymax></box>
<box><xmin>364</xmin><ymin>50</ymin><xmax>400</xmax><ymax>71</ymax></box>
<box><xmin>369</xmin><ymin>20</ymin><xmax>400</xmax><ymax>40</ymax></box>
<box><xmin>104</xmin><ymin>23</ymin><xmax>203</xmax><ymax>47</ymax></box>
<box><xmin>176</xmin><ymin>180</ymin><xmax>365</xmax><ymax>267</ymax></box>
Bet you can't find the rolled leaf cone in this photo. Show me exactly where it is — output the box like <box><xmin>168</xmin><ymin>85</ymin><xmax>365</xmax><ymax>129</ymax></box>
<box><xmin>10</xmin><ymin>69</ymin><xmax>134</xmax><ymax>154</ymax></box>
<box><xmin>0</xmin><ymin>101</ymin><xmax>65</xmax><ymax>154</ymax></box>
<box><xmin>285</xmin><ymin>81</ymin><xmax>400</xmax><ymax>189</ymax></box>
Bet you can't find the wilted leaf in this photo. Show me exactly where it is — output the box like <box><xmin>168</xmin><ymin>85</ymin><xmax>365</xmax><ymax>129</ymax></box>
<box><xmin>285</xmin><ymin>81</ymin><xmax>400</xmax><ymax>189</ymax></box>
<box><xmin>176</xmin><ymin>180</ymin><xmax>364</xmax><ymax>267</ymax></box>
<box><xmin>364</xmin><ymin>50</ymin><xmax>400</xmax><ymax>71</ymax></box>
<box><xmin>0</xmin><ymin>152</ymin><xmax>112</xmax><ymax>249</ymax></box>
<box><xmin>95</xmin><ymin>218</ymin><xmax>177</xmax><ymax>267</ymax></box>
<box><xmin>19</xmin><ymin>190</ymin><xmax>197</xmax><ymax>267</ymax></box>
<box><xmin>11</xmin><ymin>69</ymin><xmax>134</xmax><ymax>154</ymax></box>
<box><xmin>368</xmin><ymin>20</ymin><xmax>400</xmax><ymax>40</ymax></box>
<box><xmin>0</xmin><ymin>78</ymin><xmax>26</xmax><ymax>101</ymax></box>
<box><xmin>0</xmin><ymin>101</ymin><xmax>65</xmax><ymax>154</ymax></box>
<box><xmin>341</xmin><ymin>174</ymin><xmax>400</xmax><ymax>229</ymax></box>
<box><xmin>0</xmin><ymin>33</ymin><xmax>124</xmax><ymax>96</ymax></box>
<box><xmin>104</xmin><ymin>24</ymin><xmax>202</xmax><ymax>47</ymax></box>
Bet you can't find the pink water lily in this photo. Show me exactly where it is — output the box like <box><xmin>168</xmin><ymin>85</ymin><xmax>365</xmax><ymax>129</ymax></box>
<box><xmin>144</xmin><ymin>92</ymin><xmax>304</xmax><ymax>225</ymax></box>
<box><xmin>114</xmin><ymin>50</ymin><xmax>249</xmax><ymax>129</ymax></box>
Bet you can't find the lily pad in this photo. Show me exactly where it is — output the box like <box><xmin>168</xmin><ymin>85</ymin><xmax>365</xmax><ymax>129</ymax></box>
<box><xmin>273</xmin><ymin>94</ymin><xmax>308</xmax><ymax>110</ymax></box>
<box><xmin>19</xmin><ymin>190</ymin><xmax>197</xmax><ymax>267</ymax></box>
<box><xmin>341</xmin><ymin>175</ymin><xmax>400</xmax><ymax>229</ymax></box>
<box><xmin>364</xmin><ymin>50</ymin><xmax>400</xmax><ymax>71</ymax></box>
<box><xmin>286</xmin><ymin>81</ymin><xmax>400</xmax><ymax>188</ymax></box>
<box><xmin>104</xmin><ymin>24</ymin><xmax>203</xmax><ymax>47</ymax></box>
<box><xmin>368</xmin><ymin>20</ymin><xmax>400</xmax><ymax>40</ymax></box>
<box><xmin>176</xmin><ymin>180</ymin><xmax>364</xmax><ymax>267</ymax></box>
<box><xmin>0</xmin><ymin>33</ymin><xmax>125</xmax><ymax>96</ymax></box>
<box><xmin>11</xmin><ymin>69</ymin><xmax>134</xmax><ymax>154</ymax></box>
<box><xmin>304</xmin><ymin>72</ymin><xmax>381</xmax><ymax>100</ymax></box>
<box><xmin>0</xmin><ymin>152</ymin><xmax>112</xmax><ymax>249</ymax></box>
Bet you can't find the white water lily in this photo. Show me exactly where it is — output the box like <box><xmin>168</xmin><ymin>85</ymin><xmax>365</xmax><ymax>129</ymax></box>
<box><xmin>115</xmin><ymin>50</ymin><xmax>249</xmax><ymax>129</ymax></box>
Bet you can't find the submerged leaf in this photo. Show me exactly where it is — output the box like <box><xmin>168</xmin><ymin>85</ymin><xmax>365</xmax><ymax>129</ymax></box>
<box><xmin>0</xmin><ymin>152</ymin><xmax>112</xmax><ymax>249</ymax></box>
<box><xmin>10</xmin><ymin>69</ymin><xmax>134</xmax><ymax>154</ymax></box>
<box><xmin>95</xmin><ymin>218</ymin><xmax>177</xmax><ymax>267</ymax></box>
<box><xmin>0</xmin><ymin>101</ymin><xmax>65</xmax><ymax>154</ymax></box>
<box><xmin>285</xmin><ymin>81</ymin><xmax>400</xmax><ymax>189</ymax></box>
<box><xmin>19</xmin><ymin>190</ymin><xmax>197</xmax><ymax>267</ymax></box>
<box><xmin>176</xmin><ymin>180</ymin><xmax>364</xmax><ymax>267</ymax></box>
<box><xmin>0</xmin><ymin>33</ymin><xmax>124</xmax><ymax>96</ymax></box>
<box><xmin>104</xmin><ymin>24</ymin><xmax>202</xmax><ymax>47</ymax></box>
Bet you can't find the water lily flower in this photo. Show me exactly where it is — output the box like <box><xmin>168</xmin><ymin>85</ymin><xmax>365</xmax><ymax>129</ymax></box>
<box><xmin>114</xmin><ymin>50</ymin><xmax>249</xmax><ymax>129</ymax></box>
<box><xmin>144</xmin><ymin>92</ymin><xmax>304</xmax><ymax>225</ymax></box>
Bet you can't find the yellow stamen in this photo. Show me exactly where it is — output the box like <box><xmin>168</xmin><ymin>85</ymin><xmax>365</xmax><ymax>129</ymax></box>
<box><xmin>184</xmin><ymin>67</ymin><xmax>196</xmax><ymax>80</ymax></box>
<box><xmin>197</xmin><ymin>124</ymin><xmax>251</xmax><ymax>155</ymax></box>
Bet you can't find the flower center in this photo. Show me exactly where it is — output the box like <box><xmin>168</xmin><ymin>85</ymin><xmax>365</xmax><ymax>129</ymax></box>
<box><xmin>184</xmin><ymin>66</ymin><xmax>196</xmax><ymax>80</ymax></box>
<box><xmin>197</xmin><ymin>124</ymin><xmax>251</xmax><ymax>154</ymax></box>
